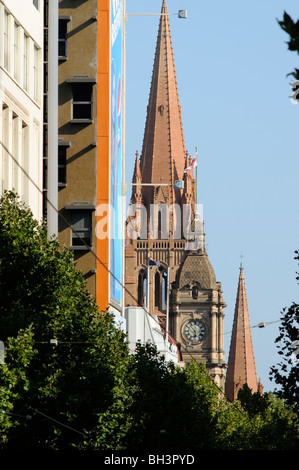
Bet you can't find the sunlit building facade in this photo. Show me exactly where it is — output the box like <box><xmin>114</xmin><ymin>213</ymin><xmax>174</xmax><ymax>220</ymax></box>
<box><xmin>0</xmin><ymin>0</ymin><xmax>43</xmax><ymax>220</ymax></box>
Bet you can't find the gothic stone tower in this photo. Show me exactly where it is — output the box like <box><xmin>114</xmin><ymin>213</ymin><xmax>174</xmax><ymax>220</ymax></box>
<box><xmin>125</xmin><ymin>0</ymin><xmax>226</xmax><ymax>389</ymax></box>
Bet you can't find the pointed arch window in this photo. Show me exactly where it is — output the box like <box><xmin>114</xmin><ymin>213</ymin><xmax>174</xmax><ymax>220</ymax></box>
<box><xmin>157</xmin><ymin>203</ymin><xmax>169</xmax><ymax>240</ymax></box>
<box><xmin>161</xmin><ymin>270</ymin><xmax>167</xmax><ymax>311</ymax></box>
<box><xmin>154</xmin><ymin>267</ymin><xmax>168</xmax><ymax>312</ymax></box>
<box><xmin>158</xmin><ymin>210</ymin><xmax>162</xmax><ymax>237</ymax></box>
<box><xmin>154</xmin><ymin>271</ymin><xmax>161</xmax><ymax>309</ymax></box>
<box><xmin>138</xmin><ymin>268</ymin><xmax>147</xmax><ymax>307</ymax></box>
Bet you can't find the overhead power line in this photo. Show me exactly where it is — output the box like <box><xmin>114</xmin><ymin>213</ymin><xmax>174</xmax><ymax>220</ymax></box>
<box><xmin>29</xmin><ymin>407</ymin><xmax>88</xmax><ymax>436</ymax></box>
<box><xmin>0</xmin><ymin>141</ymin><xmax>281</xmax><ymax>405</ymax></box>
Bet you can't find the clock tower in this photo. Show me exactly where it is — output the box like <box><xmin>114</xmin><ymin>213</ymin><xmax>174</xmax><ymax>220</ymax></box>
<box><xmin>125</xmin><ymin>0</ymin><xmax>226</xmax><ymax>389</ymax></box>
<box><xmin>170</xmin><ymin>249</ymin><xmax>226</xmax><ymax>389</ymax></box>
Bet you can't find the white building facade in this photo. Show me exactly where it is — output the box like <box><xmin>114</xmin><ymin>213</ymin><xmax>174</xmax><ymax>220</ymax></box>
<box><xmin>125</xmin><ymin>307</ymin><xmax>181</xmax><ymax>365</ymax></box>
<box><xmin>0</xmin><ymin>0</ymin><xmax>43</xmax><ymax>221</ymax></box>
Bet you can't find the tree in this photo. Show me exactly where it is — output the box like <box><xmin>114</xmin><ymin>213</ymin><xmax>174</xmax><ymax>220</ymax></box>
<box><xmin>237</xmin><ymin>384</ymin><xmax>268</xmax><ymax>416</ymax></box>
<box><xmin>0</xmin><ymin>191</ymin><xmax>135</xmax><ymax>450</ymax></box>
<box><xmin>277</xmin><ymin>12</ymin><xmax>299</xmax><ymax>80</ymax></box>
<box><xmin>126</xmin><ymin>345</ymin><xmax>221</xmax><ymax>451</ymax></box>
<box><xmin>237</xmin><ymin>385</ymin><xmax>299</xmax><ymax>450</ymax></box>
<box><xmin>269</xmin><ymin>253</ymin><xmax>299</xmax><ymax>409</ymax></box>
<box><xmin>273</xmin><ymin>10</ymin><xmax>299</xmax><ymax>411</ymax></box>
<box><xmin>1</xmin><ymin>191</ymin><xmax>298</xmax><ymax>450</ymax></box>
<box><xmin>0</xmin><ymin>327</ymin><xmax>35</xmax><ymax>447</ymax></box>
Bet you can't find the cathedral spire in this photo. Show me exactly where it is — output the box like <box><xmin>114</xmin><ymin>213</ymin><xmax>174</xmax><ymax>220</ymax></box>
<box><xmin>139</xmin><ymin>0</ymin><xmax>188</xmax><ymax>207</ymax></box>
<box><xmin>131</xmin><ymin>151</ymin><xmax>142</xmax><ymax>205</ymax></box>
<box><xmin>225</xmin><ymin>265</ymin><xmax>260</xmax><ymax>401</ymax></box>
<box><xmin>132</xmin><ymin>150</ymin><xmax>141</xmax><ymax>184</ymax></box>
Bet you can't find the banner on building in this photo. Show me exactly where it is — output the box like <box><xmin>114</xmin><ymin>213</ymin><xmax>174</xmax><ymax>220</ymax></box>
<box><xmin>110</xmin><ymin>0</ymin><xmax>123</xmax><ymax>308</ymax></box>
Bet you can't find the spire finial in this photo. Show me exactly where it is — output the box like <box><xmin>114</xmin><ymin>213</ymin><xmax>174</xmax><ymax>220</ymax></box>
<box><xmin>240</xmin><ymin>253</ymin><xmax>244</xmax><ymax>268</ymax></box>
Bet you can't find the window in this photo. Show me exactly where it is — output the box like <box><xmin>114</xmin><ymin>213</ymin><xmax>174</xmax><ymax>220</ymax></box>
<box><xmin>33</xmin><ymin>45</ymin><xmax>39</xmax><ymax>102</ymax></box>
<box><xmin>58</xmin><ymin>141</ymin><xmax>70</xmax><ymax>186</ymax></box>
<box><xmin>22</xmin><ymin>122</ymin><xmax>29</xmax><ymax>203</ymax></box>
<box><xmin>14</xmin><ymin>22</ymin><xmax>19</xmax><ymax>81</ymax></box>
<box><xmin>58</xmin><ymin>19</ymin><xmax>68</xmax><ymax>58</ymax></box>
<box><xmin>155</xmin><ymin>271</ymin><xmax>161</xmax><ymax>309</ymax></box>
<box><xmin>23</xmin><ymin>34</ymin><xmax>28</xmax><ymax>91</ymax></box>
<box><xmin>33</xmin><ymin>0</ymin><xmax>39</xmax><ymax>10</ymax></box>
<box><xmin>66</xmin><ymin>78</ymin><xmax>96</xmax><ymax>122</ymax></box>
<box><xmin>58</xmin><ymin>146</ymin><xmax>67</xmax><ymax>186</ymax></box>
<box><xmin>4</xmin><ymin>10</ymin><xmax>9</xmax><ymax>70</ymax></box>
<box><xmin>138</xmin><ymin>269</ymin><xmax>147</xmax><ymax>307</ymax></box>
<box><xmin>192</xmin><ymin>286</ymin><xmax>199</xmax><ymax>299</ymax></box>
<box><xmin>161</xmin><ymin>270</ymin><xmax>167</xmax><ymax>311</ymax></box>
<box><xmin>71</xmin><ymin>212</ymin><xmax>92</xmax><ymax>247</ymax></box>
<box><xmin>72</xmin><ymin>83</ymin><xmax>93</xmax><ymax>121</ymax></box>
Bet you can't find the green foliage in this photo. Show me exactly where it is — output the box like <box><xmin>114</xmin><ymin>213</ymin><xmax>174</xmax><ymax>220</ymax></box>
<box><xmin>216</xmin><ymin>385</ymin><xmax>299</xmax><ymax>450</ymax></box>
<box><xmin>270</xmin><ymin>251</ymin><xmax>299</xmax><ymax>409</ymax></box>
<box><xmin>256</xmin><ymin>393</ymin><xmax>299</xmax><ymax>450</ymax></box>
<box><xmin>1</xmin><ymin>191</ymin><xmax>298</xmax><ymax>450</ymax></box>
<box><xmin>215</xmin><ymin>397</ymin><xmax>250</xmax><ymax>450</ymax></box>
<box><xmin>238</xmin><ymin>386</ymin><xmax>299</xmax><ymax>450</ymax></box>
<box><xmin>237</xmin><ymin>384</ymin><xmax>268</xmax><ymax>417</ymax></box>
<box><xmin>0</xmin><ymin>327</ymin><xmax>36</xmax><ymax>447</ymax></box>
<box><xmin>278</xmin><ymin>12</ymin><xmax>299</xmax><ymax>79</ymax></box>
<box><xmin>0</xmin><ymin>191</ymin><xmax>135</xmax><ymax>450</ymax></box>
<box><xmin>124</xmin><ymin>346</ymin><xmax>221</xmax><ymax>451</ymax></box>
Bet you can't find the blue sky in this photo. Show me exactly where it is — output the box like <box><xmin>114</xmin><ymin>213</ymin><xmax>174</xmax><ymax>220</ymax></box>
<box><xmin>124</xmin><ymin>0</ymin><xmax>299</xmax><ymax>392</ymax></box>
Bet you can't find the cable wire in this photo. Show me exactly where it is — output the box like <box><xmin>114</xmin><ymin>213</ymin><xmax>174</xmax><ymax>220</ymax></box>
<box><xmin>1</xmin><ymin>140</ymin><xmax>280</xmax><ymax>341</ymax></box>
<box><xmin>29</xmin><ymin>407</ymin><xmax>88</xmax><ymax>436</ymax></box>
<box><xmin>0</xmin><ymin>141</ymin><xmax>280</xmax><ymax>408</ymax></box>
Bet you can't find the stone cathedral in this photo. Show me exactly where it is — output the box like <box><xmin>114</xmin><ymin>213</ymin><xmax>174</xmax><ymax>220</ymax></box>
<box><xmin>125</xmin><ymin>0</ymin><xmax>226</xmax><ymax>389</ymax></box>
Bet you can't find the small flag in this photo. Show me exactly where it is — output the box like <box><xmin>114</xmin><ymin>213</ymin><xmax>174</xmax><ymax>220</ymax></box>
<box><xmin>183</xmin><ymin>149</ymin><xmax>198</xmax><ymax>173</ymax></box>
<box><xmin>148</xmin><ymin>256</ymin><xmax>160</xmax><ymax>267</ymax></box>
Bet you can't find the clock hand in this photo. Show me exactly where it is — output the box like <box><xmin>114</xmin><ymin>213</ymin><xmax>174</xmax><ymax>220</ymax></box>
<box><xmin>189</xmin><ymin>326</ymin><xmax>197</xmax><ymax>337</ymax></box>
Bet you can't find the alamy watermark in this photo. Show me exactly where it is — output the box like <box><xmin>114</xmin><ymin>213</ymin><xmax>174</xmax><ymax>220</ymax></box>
<box><xmin>290</xmin><ymin>340</ymin><xmax>299</xmax><ymax>365</ymax></box>
<box><xmin>290</xmin><ymin>81</ymin><xmax>299</xmax><ymax>104</ymax></box>
<box><xmin>95</xmin><ymin>200</ymin><xmax>204</xmax><ymax>250</ymax></box>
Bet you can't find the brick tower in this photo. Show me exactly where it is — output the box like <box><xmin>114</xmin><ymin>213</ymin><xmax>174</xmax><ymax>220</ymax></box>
<box><xmin>225</xmin><ymin>265</ymin><xmax>263</xmax><ymax>401</ymax></box>
<box><xmin>125</xmin><ymin>0</ymin><xmax>226</xmax><ymax>388</ymax></box>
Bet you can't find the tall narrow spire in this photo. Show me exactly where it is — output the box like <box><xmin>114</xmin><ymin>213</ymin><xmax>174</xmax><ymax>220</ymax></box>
<box><xmin>225</xmin><ymin>265</ymin><xmax>260</xmax><ymax>401</ymax></box>
<box><xmin>139</xmin><ymin>0</ymin><xmax>188</xmax><ymax>207</ymax></box>
<box><xmin>131</xmin><ymin>151</ymin><xmax>142</xmax><ymax>205</ymax></box>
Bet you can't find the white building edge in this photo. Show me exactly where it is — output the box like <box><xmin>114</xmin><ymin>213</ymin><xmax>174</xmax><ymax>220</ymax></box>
<box><xmin>114</xmin><ymin>307</ymin><xmax>181</xmax><ymax>365</ymax></box>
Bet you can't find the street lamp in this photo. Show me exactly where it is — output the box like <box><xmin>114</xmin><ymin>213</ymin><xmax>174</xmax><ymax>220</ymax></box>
<box><xmin>125</xmin><ymin>10</ymin><xmax>187</xmax><ymax>21</ymax></box>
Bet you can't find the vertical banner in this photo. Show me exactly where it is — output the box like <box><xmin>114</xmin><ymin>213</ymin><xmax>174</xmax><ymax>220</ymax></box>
<box><xmin>110</xmin><ymin>0</ymin><xmax>123</xmax><ymax>307</ymax></box>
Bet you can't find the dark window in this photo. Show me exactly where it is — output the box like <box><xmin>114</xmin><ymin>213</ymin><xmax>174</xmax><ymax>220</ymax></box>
<box><xmin>155</xmin><ymin>271</ymin><xmax>161</xmax><ymax>309</ymax></box>
<box><xmin>33</xmin><ymin>0</ymin><xmax>39</xmax><ymax>10</ymax></box>
<box><xmin>58</xmin><ymin>146</ymin><xmax>67</xmax><ymax>185</ymax></box>
<box><xmin>59</xmin><ymin>19</ymin><xmax>68</xmax><ymax>58</ymax></box>
<box><xmin>161</xmin><ymin>270</ymin><xmax>167</xmax><ymax>311</ymax></box>
<box><xmin>71</xmin><ymin>212</ymin><xmax>92</xmax><ymax>247</ymax></box>
<box><xmin>72</xmin><ymin>83</ymin><xmax>92</xmax><ymax>120</ymax></box>
<box><xmin>192</xmin><ymin>286</ymin><xmax>199</xmax><ymax>299</ymax></box>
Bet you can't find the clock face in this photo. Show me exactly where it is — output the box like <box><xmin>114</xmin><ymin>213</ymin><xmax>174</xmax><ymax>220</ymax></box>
<box><xmin>184</xmin><ymin>319</ymin><xmax>206</xmax><ymax>343</ymax></box>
